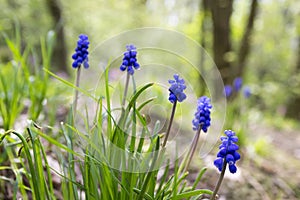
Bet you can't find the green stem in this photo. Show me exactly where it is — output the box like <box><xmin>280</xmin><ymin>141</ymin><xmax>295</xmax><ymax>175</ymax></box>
<box><xmin>210</xmin><ymin>159</ymin><xmax>227</xmax><ymax>200</ymax></box>
<box><xmin>122</xmin><ymin>72</ymin><xmax>130</xmax><ymax>107</ymax></box>
<box><xmin>73</xmin><ymin>66</ymin><xmax>82</xmax><ymax>117</ymax></box>
<box><xmin>129</xmin><ymin>75</ymin><xmax>137</xmax><ymax>153</ymax></box>
<box><xmin>183</xmin><ymin>128</ymin><xmax>201</xmax><ymax>173</ymax></box>
<box><xmin>177</xmin><ymin>126</ymin><xmax>202</xmax><ymax>176</ymax></box>
<box><xmin>162</xmin><ymin>100</ymin><xmax>177</xmax><ymax>148</ymax></box>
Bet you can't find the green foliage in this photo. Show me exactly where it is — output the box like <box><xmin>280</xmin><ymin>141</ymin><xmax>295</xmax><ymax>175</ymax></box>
<box><xmin>0</xmin><ymin>30</ymin><xmax>26</xmax><ymax>129</ymax></box>
<box><xmin>0</xmin><ymin>0</ymin><xmax>52</xmax><ymax>45</ymax></box>
<box><xmin>0</xmin><ymin>29</ymin><xmax>63</xmax><ymax>199</ymax></box>
<box><xmin>0</xmin><ymin>29</ymin><xmax>55</xmax><ymax>129</ymax></box>
<box><xmin>0</xmin><ymin>126</ymin><xmax>56</xmax><ymax>200</ymax></box>
<box><xmin>0</xmin><ymin>56</ymin><xmax>215</xmax><ymax>199</ymax></box>
<box><xmin>246</xmin><ymin>0</ymin><xmax>300</xmax><ymax>113</ymax></box>
<box><xmin>27</xmin><ymin>31</ymin><xmax>55</xmax><ymax>120</ymax></box>
<box><xmin>253</xmin><ymin>137</ymin><xmax>271</xmax><ymax>157</ymax></box>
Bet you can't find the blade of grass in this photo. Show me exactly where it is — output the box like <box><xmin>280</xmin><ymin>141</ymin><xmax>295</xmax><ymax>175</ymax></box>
<box><xmin>5</xmin><ymin>143</ymin><xmax>29</xmax><ymax>200</ymax></box>
<box><xmin>27</xmin><ymin>128</ymin><xmax>49</xmax><ymax>199</ymax></box>
<box><xmin>38</xmin><ymin>135</ymin><xmax>56</xmax><ymax>199</ymax></box>
<box><xmin>192</xmin><ymin>167</ymin><xmax>207</xmax><ymax>190</ymax></box>
<box><xmin>155</xmin><ymin>160</ymin><xmax>170</xmax><ymax>197</ymax></box>
<box><xmin>137</xmin><ymin>136</ymin><xmax>160</xmax><ymax>200</ymax></box>
<box><xmin>61</xmin><ymin>114</ymin><xmax>79</xmax><ymax>200</ymax></box>
<box><xmin>35</xmin><ymin>129</ymin><xmax>82</xmax><ymax>158</ymax></box>
<box><xmin>105</xmin><ymin>67</ymin><xmax>112</xmax><ymax>139</ymax></box>
<box><xmin>1</xmin><ymin>130</ymin><xmax>40</xmax><ymax>199</ymax></box>
<box><xmin>173</xmin><ymin>189</ymin><xmax>213</xmax><ymax>200</ymax></box>
<box><xmin>133</xmin><ymin>188</ymin><xmax>154</xmax><ymax>200</ymax></box>
<box><xmin>44</xmin><ymin>68</ymin><xmax>96</xmax><ymax>101</ymax></box>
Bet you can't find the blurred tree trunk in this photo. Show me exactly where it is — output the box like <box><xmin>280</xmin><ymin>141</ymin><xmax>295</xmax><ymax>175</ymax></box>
<box><xmin>198</xmin><ymin>0</ymin><xmax>211</xmax><ymax>96</ymax></box>
<box><xmin>46</xmin><ymin>0</ymin><xmax>69</xmax><ymax>74</ymax></box>
<box><xmin>200</xmin><ymin>0</ymin><xmax>211</xmax><ymax>51</ymax></box>
<box><xmin>236</xmin><ymin>0</ymin><xmax>258</xmax><ymax>77</ymax></box>
<box><xmin>208</xmin><ymin>0</ymin><xmax>258</xmax><ymax>85</ymax></box>
<box><xmin>298</xmin><ymin>37</ymin><xmax>300</xmax><ymax>71</ymax></box>
<box><xmin>286</xmin><ymin>34</ymin><xmax>300</xmax><ymax>118</ymax></box>
<box><xmin>211</xmin><ymin>0</ymin><xmax>233</xmax><ymax>84</ymax></box>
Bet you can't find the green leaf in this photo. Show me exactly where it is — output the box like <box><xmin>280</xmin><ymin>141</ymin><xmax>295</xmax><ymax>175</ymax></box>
<box><xmin>192</xmin><ymin>167</ymin><xmax>207</xmax><ymax>190</ymax></box>
<box><xmin>133</xmin><ymin>188</ymin><xmax>154</xmax><ymax>200</ymax></box>
<box><xmin>43</xmin><ymin>68</ymin><xmax>96</xmax><ymax>101</ymax></box>
<box><xmin>173</xmin><ymin>189</ymin><xmax>213</xmax><ymax>200</ymax></box>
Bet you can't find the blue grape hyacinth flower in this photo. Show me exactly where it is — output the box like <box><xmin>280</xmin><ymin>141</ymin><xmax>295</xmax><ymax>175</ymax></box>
<box><xmin>214</xmin><ymin>130</ymin><xmax>240</xmax><ymax>174</ymax></box>
<box><xmin>192</xmin><ymin>96</ymin><xmax>212</xmax><ymax>133</ymax></box>
<box><xmin>120</xmin><ymin>44</ymin><xmax>140</xmax><ymax>75</ymax></box>
<box><xmin>224</xmin><ymin>85</ymin><xmax>232</xmax><ymax>98</ymax></box>
<box><xmin>233</xmin><ymin>77</ymin><xmax>243</xmax><ymax>92</ymax></box>
<box><xmin>168</xmin><ymin>74</ymin><xmax>187</xmax><ymax>103</ymax></box>
<box><xmin>243</xmin><ymin>86</ymin><xmax>251</xmax><ymax>98</ymax></box>
<box><xmin>72</xmin><ymin>34</ymin><xmax>89</xmax><ymax>69</ymax></box>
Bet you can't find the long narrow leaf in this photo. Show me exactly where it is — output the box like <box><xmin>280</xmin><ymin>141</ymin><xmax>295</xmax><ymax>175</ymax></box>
<box><xmin>173</xmin><ymin>189</ymin><xmax>213</xmax><ymax>200</ymax></box>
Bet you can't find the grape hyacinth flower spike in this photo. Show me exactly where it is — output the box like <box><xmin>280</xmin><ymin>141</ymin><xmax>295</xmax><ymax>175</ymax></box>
<box><xmin>233</xmin><ymin>77</ymin><xmax>243</xmax><ymax>92</ymax></box>
<box><xmin>120</xmin><ymin>44</ymin><xmax>140</xmax><ymax>75</ymax></box>
<box><xmin>119</xmin><ymin>44</ymin><xmax>140</xmax><ymax>107</ymax></box>
<box><xmin>224</xmin><ymin>85</ymin><xmax>232</xmax><ymax>98</ymax></box>
<box><xmin>243</xmin><ymin>86</ymin><xmax>251</xmax><ymax>98</ymax></box>
<box><xmin>214</xmin><ymin>130</ymin><xmax>240</xmax><ymax>173</ymax></box>
<box><xmin>162</xmin><ymin>74</ymin><xmax>187</xmax><ymax>147</ymax></box>
<box><xmin>192</xmin><ymin>96</ymin><xmax>212</xmax><ymax>133</ymax></box>
<box><xmin>168</xmin><ymin>74</ymin><xmax>187</xmax><ymax>103</ymax></box>
<box><xmin>211</xmin><ymin>130</ymin><xmax>240</xmax><ymax>200</ymax></box>
<box><xmin>71</xmin><ymin>34</ymin><xmax>90</xmax><ymax>115</ymax></box>
<box><xmin>72</xmin><ymin>34</ymin><xmax>90</xmax><ymax>69</ymax></box>
<box><xmin>181</xmin><ymin>96</ymin><xmax>212</xmax><ymax>173</ymax></box>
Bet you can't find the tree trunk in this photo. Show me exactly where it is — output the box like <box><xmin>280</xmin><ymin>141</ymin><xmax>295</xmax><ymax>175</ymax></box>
<box><xmin>286</xmin><ymin>35</ymin><xmax>300</xmax><ymax>118</ymax></box>
<box><xmin>200</xmin><ymin>0</ymin><xmax>211</xmax><ymax>51</ymax></box>
<box><xmin>198</xmin><ymin>0</ymin><xmax>211</xmax><ymax>96</ymax></box>
<box><xmin>211</xmin><ymin>0</ymin><xmax>233</xmax><ymax>84</ymax></box>
<box><xmin>46</xmin><ymin>0</ymin><xmax>69</xmax><ymax>74</ymax></box>
<box><xmin>236</xmin><ymin>0</ymin><xmax>258</xmax><ymax>77</ymax></box>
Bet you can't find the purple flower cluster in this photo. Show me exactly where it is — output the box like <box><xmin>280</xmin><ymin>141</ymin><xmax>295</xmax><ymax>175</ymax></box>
<box><xmin>224</xmin><ymin>85</ymin><xmax>232</xmax><ymax>98</ymax></box>
<box><xmin>224</xmin><ymin>77</ymin><xmax>251</xmax><ymax>98</ymax></box>
<box><xmin>214</xmin><ymin>130</ymin><xmax>240</xmax><ymax>174</ymax></box>
<box><xmin>168</xmin><ymin>74</ymin><xmax>187</xmax><ymax>103</ymax></box>
<box><xmin>192</xmin><ymin>96</ymin><xmax>212</xmax><ymax>133</ymax></box>
<box><xmin>233</xmin><ymin>77</ymin><xmax>242</xmax><ymax>92</ymax></box>
<box><xmin>120</xmin><ymin>44</ymin><xmax>140</xmax><ymax>75</ymax></box>
<box><xmin>72</xmin><ymin>34</ymin><xmax>89</xmax><ymax>69</ymax></box>
<box><xmin>243</xmin><ymin>86</ymin><xmax>251</xmax><ymax>98</ymax></box>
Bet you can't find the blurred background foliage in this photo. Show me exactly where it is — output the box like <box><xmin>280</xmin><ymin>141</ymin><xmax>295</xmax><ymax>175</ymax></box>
<box><xmin>1</xmin><ymin>0</ymin><xmax>300</xmax><ymax>199</ymax></box>
<box><xmin>0</xmin><ymin>0</ymin><xmax>299</xmax><ymax>119</ymax></box>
